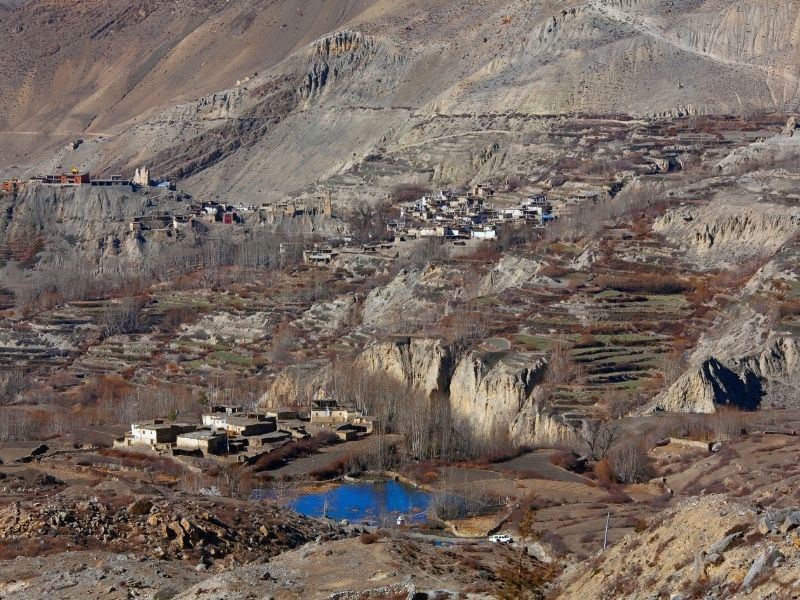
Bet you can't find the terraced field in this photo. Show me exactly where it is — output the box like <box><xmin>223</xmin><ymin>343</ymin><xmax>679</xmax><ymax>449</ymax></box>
<box><xmin>456</xmin><ymin>228</ymin><xmax>725</xmax><ymax>426</ymax></box>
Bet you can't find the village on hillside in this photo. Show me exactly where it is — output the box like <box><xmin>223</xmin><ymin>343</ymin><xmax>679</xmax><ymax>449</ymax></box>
<box><xmin>2</xmin><ymin>165</ymin><xmax>598</xmax><ymax>269</ymax></box>
<box><xmin>114</xmin><ymin>398</ymin><xmax>377</xmax><ymax>465</ymax></box>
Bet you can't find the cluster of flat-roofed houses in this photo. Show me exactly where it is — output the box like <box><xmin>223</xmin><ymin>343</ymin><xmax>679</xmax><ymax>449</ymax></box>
<box><xmin>394</xmin><ymin>186</ymin><xmax>555</xmax><ymax>241</ymax></box>
<box><xmin>114</xmin><ymin>400</ymin><xmax>377</xmax><ymax>462</ymax></box>
<box><xmin>301</xmin><ymin>186</ymin><xmax>556</xmax><ymax>267</ymax></box>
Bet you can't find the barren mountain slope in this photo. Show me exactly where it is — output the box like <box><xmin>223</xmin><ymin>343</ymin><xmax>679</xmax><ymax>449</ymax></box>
<box><xmin>0</xmin><ymin>0</ymin><xmax>388</xmax><ymax>161</ymax></box>
<box><xmin>4</xmin><ymin>0</ymin><xmax>800</xmax><ymax>194</ymax></box>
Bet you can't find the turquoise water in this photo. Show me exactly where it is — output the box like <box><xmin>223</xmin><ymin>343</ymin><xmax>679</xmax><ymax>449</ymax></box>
<box><xmin>290</xmin><ymin>480</ymin><xmax>433</xmax><ymax>524</ymax></box>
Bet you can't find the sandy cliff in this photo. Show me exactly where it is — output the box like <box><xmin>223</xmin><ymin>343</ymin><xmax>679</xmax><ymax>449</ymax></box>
<box><xmin>648</xmin><ymin>337</ymin><xmax>800</xmax><ymax>413</ymax></box>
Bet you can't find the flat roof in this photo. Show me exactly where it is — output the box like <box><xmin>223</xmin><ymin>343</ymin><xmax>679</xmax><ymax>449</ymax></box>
<box><xmin>223</xmin><ymin>416</ymin><xmax>270</xmax><ymax>427</ymax></box>
<box><xmin>133</xmin><ymin>422</ymin><xmax>193</xmax><ymax>430</ymax></box>
<box><xmin>178</xmin><ymin>430</ymin><xmax>225</xmax><ymax>440</ymax></box>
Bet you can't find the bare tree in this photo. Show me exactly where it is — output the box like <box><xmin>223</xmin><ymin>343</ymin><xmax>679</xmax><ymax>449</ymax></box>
<box><xmin>544</xmin><ymin>338</ymin><xmax>584</xmax><ymax>385</ymax></box>
<box><xmin>389</xmin><ymin>183</ymin><xmax>431</xmax><ymax>204</ymax></box>
<box><xmin>269</xmin><ymin>321</ymin><xmax>297</xmax><ymax>364</ymax></box>
<box><xmin>347</xmin><ymin>200</ymin><xmax>392</xmax><ymax>241</ymax></box>
<box><xmin>608</xmin><ymin>436</ymin><xmax>654</xmax><ymax>483</ymax></box>
<box><xmin>579</xmin><ymin>418</ymin><xmax>622</xmax><ymax>460</ymax></box>
<box><xmin>405</xmin><ymin>237</ymin><xmax>448</xmax><ymax>267</ymax></box>
<box><xmin>0</xmin><ymin>370</ymin><xmax>25</xmax><ymax>405</ymax></box>
<box><xmin>102</xmin><ymin>296</ymin><xmax>146</xmax><ymax>336</ymax></box>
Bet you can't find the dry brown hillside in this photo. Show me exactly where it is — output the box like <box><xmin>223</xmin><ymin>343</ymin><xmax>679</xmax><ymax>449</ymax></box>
<box><xmin>3</xmin><ymin>0</ymin><xmax>800</xmax><ymax>188</ymax></box>
<box><xmin>0</xmin><ymin>0</ymin><xmax>382</xmax><ymax>160</ymax></box>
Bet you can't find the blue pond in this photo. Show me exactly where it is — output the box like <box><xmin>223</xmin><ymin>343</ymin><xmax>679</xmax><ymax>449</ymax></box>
<box><xmin>290</xmin><ymin>481</ymin><xmax>433</xmax><ymax>524</ymax></box>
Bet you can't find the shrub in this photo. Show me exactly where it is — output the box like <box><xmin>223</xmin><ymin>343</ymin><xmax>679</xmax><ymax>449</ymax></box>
<box><xmin>593</xmin><ymin>459</ymin><xmax>614</xmax><ymax>486</ymax></box>
<box><xmin>359</xmin><ymin>532</ymin><xmax>380</xmax><ymax>544</ymax></box>
<box><xmin>540</xmin><ymin>530</ymin><xmax>570</xmax><ymax>556</ymax></box>
<box><xmin>161</xmin><ymin>306</ymin><xmax>201</xmax><ymax>331</ymax></box>
<box><xmin>549</xmin><ymin>451</ymin><xmax>581</xmax><ymax>472</ymax></box>
<box><xmin>252</xmin><ymin>432</ymin><xmax>337</xmax><ymax>471</ymax></box>
<box><xmin>102</xmin><ymin>296</ymin><xmax>147</xmax><ymax>336</ymax></box>
<box><xmin>389</xmin><ymin>183</ymin><xmax>431</xmax><ymax>204</ymax></box>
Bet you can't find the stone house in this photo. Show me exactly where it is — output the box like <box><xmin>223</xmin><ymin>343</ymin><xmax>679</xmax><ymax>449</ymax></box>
<box><xmin>202</xmin><ymin>414</ymin><xmax>277</xmax><ymax>437</ymax></box>
<box><xmin>120</xmin><ymin>420</ymin><xmax>197</xmax><ymax>448</ymax></box>
<box><xmin>175</xmin><ymin>430</ymin><xmax>228</xmax><ymax>455</ymax></box>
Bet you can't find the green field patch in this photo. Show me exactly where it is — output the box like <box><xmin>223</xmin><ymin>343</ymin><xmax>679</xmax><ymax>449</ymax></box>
<box><xmin>591</xmin><ymin>353</ymin><xmax>660</xmax><ymax>366</ymax></box>
<box><xmin>514</xmin><ymin>334</ymin><xmax>552</xmax><ymax>351</ymax></box>
<box><xmin>182</xmin><ymin>360</ymin><xmax>207</xmax><ymax>370</ymax></box>
<box><xmin>542</xmin><ymin>242</ymin><xmax>583</xmax><ymax>256</ymax></box>
<box><xmin>611</xmin><ymin>379</ymin><xmax>648</xmax><ymax>390</ymax></box>
<box><xmin>644</xmin><ymin>294</ymin><xmax>689</xmax><ymax>305</ymax></box>
<box><xmin>560</xmin><ymin>271</ymin><xmax>591</xmax><ymax>283</ymax></box>
<box><xmin>207</xmin><ymin>351</ymin><xmax>253</xmax><ymax>366</ymax></box>
<box><xmin>594</xmin><ymin>289</ymin><xmax>623</xmax><ymax>299</ymax></box>
<box><xmin>589</xmin><ymin>333</ymin><xmax>665</xmax><ymax>345</ymax></box>
<box><xmin>473</xmin><ymin>295</ymin><xmax>500</xmax><ymax>306</ymax></box>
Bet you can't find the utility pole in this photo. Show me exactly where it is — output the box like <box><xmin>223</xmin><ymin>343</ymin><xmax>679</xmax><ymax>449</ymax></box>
<box><xmin>603</xmin><ymin>511</ymin><xmax>610</xmax><ymax>551</ymax></box>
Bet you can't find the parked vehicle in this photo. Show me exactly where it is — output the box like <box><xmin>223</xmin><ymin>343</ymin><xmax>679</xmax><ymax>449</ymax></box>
<box><xmin>489</xmin><ymin>533</ymin><xmax>513</xmax><ymax>544</ymax></box>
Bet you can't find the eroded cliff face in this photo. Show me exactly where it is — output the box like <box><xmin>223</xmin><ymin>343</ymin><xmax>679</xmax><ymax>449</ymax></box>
<box><xmin>0</xmin><ymin>185</ymin><xmax>201</xmax><ymax>277</ymax></box>
<box><xmin>448</xmin><ymin>351</ymin><xmax>547</xmax><ymax>441</ymax></box>
<box><xmin>355</xmin><ymin>337</ymin><xmax>453</xmax><ymax>397</ymax></box>
<box><xmin>647</xmin><ymin>337</ymin><xmax>800</xmax><ymax>413</ymax></box>
<box><xmin>653</xmin><ymin>196</ymin><xmax>800</xmax><ymax>269</ymax></box>
<box><xmin>510</xmin><ymin>393</ymin><xmax>575</xmax><ymax>447</ymax></box>
<box><xmin>264</xmin><ymin>336</ymin><xmax>571</xmax><ymax>445</ymax></box>
<box><xmin>355</xmin><ymin>338</ymin><xmax>570</xmax><ymax>445</ymax></box>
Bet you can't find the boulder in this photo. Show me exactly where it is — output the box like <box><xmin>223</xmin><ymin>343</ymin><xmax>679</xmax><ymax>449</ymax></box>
<box><xmin>742</xmin><ymin>546</ymin><xmax>783</xmax><ymax>591</ymax></box>
<box><xmin>691</xmin><ymin>551</ymin><xmax>706</xmax><ymax>583</ymax></box>
<box><xmin>707</xmin><ymin>531</ymin><xmax>742</xmax><ymax>555</ymax></box>
<box><xmin>780</xmin><ymin>511</ymin><xmax>800</xmax><ymax>534</ymax></box>
<box><xmin>704</xmin><ymin>531</ymin><xmax>742</xmax><ymax>565</ymax></box>
<box><xmin>127</xmin><ymin>499</ymin><xmax>154</xmax><ymax>517</ymax></box>
<box><xmin>783</xmin><ymin>116</ymin><xmax>798</xmax><ymax>137</ymax></box>
<box><xmin>758</xmin><ymin>508</ymin><xmax>796</xmax><ymax>535</ymax></box>
<box><xmin>30</xmin><ymin>444</ymin><xmax>48</xmax><ymax>456</ymax></box>
<box><xmin>167</xmin><ymin>521</ymin><xmax>184</xmax><ymax>540</ymax></box>
<box><xmin>153</xmin><ymin>587</ymin><xmax>178</xmax><ymax>600</ymax></box>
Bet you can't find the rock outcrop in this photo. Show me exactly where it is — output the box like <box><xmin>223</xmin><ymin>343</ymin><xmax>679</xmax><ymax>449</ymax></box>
<box><xmin>558</xmin><ymin>496</ymin><xmax>755</xmax><ymax>599</ymax></box>
<box><xmin>477</xmin><ymin>255</ymin><xmax>539</xmax><ymax>296</ymax></box>
<box><xmin>647</xmin><ymin>337</ymin><xmax>800</xmax><ymax>413</ymax></box>
<box><xmin>783</xmin><ymin>116</ymin><xmax>799</xmax><ymax>137</ymax></box>
<box><xmin>449</xmin><ymin>351</ymin><xmax>547</xmax><ymax>441</ymax></box>
<box><xmin>262</xmin><ymin>361</ymin><xmax>330</xmax><ymax>407</ymax></box>
<box><xmin>356</xmin><ymin>337</ymin><xmax>453</xmax><ymax>397</ymax></box>
<box><xmin>355</xmin><ymin>338</ymin><xmax>570</xmax><ymax>445</ymax></box>
<box><xmin>653</xmin><ymin>196</ymin><xmax>800</xmax><ymax>269</ymax></box>
<box><xmin>360</xmin><ymin>265</ymin><xmax>457</xmax><ymax>331</ymax></box>
<box><xmin>132</xmin><ymin>166</ymin><xmax>150</xmax><ymax>187</ymax></box>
